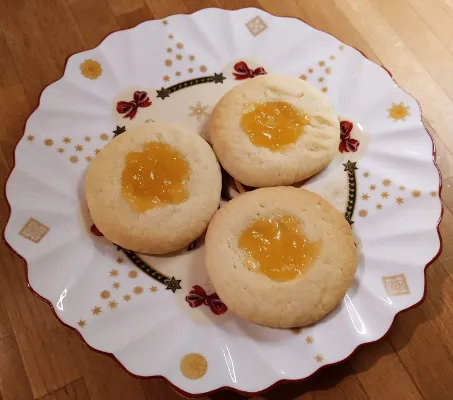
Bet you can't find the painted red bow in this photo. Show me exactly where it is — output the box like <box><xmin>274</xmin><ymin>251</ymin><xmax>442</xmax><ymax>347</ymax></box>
<box><xmin>185</xmin><ymin>285</ymin><xmax>227</xmax><ymax>315</ymax></box>
<box><xmin>233</xmin><ymin>61</ymin><xmax>267</xmax><ymax>80</ymax></box>
<box><xmin>339</xmin><ymin>120</ymin><xmax>360</xmax><ymax>153</ymax></box>
<box><xmin>116</xmin><ymin>91</ymin><xmax>152</xmax><ymax>120</ymax></box>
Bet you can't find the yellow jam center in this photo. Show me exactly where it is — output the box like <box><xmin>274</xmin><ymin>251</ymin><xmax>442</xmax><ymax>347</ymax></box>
<box><xmin>121</xmin><ymin>142</ymin><xmax>190</xmax><ymax>212</ymax></box>
<box><xmin>238</xmin><ymin>215</ymin><xmax>321</xmax><ymax>282</ymax></box>
<box><xmin>240</xmin><ymin>101</ymin><xmax>310</xmax><ymax>151</ymax></box>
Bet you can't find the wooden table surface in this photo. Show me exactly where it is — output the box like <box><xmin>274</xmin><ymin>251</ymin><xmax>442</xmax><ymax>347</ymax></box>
<box><xmin>1</xmin><ymin>0</ymin><xmax>452</xmax><ymax>399</ymax></box>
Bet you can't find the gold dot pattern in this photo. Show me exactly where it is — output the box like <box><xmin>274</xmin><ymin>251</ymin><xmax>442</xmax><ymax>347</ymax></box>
<box><xmin>100</xmin><ymin>290</ymin><xmax>111</xmax><ymax>300</ymax></box>
<box><xmin>92</xmin><ymin>306</ymin><xmax>101</xmax><ymax>315</ymax></box>
<box><xmin>180</xmin><ymin>354</ymin><xmax>207</xmax><ymax>379</ymax></box>
<box><xmin>133</xmin><ymin>286</ymin><xmax>143</xmax><ymax>295</ymax></box>
<box><xmin>128</xmin><ymin>270</ymin><xmax>138</xmax><ymax>279</ymax></box>
<box><xmin>299</xmin><ymin>53</ymin><xmax>337</xmax><ymax>92</ymax></box>
<box><xmin>32</xmin><ymin>131</ymin><xmax>112</xmax><ymax>164</ymax></box>
<box><xmin>356</xmin><ymin>174</ymin><xmax>427</xmax><ymax>219</ymax></box>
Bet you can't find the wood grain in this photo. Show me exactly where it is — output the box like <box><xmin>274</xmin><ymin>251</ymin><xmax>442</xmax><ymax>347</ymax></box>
<box><xmin>0</xmin><ymin>1</ymin><xmax>452</xmax><ymax>399</ymax></box>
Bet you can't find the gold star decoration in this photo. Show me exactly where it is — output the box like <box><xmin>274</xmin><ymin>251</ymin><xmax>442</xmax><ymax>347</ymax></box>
<box><xmin>388</xmin><ymin>102</ymin><xmax>411</xmax><ymax>121</ymax></box>
<box><xmin>175</xmin><ymin>71</ymin><xmax>181</xmax><ymax>77</ymax></box>
<box><xmin>318</xmin><ymin>77</ymin><xmax>325</xmax><ymax>83</ymax></box>
<box><xmin>156</xmin><ymin>87</ymin><xmax>170</xmax><ymax>100</ymax></box>
<box><xmin>382</xmin><ymin>179</ymin><xmax>392</xmax><ymax>186</ymax></box>
<box><xmin>321</xmin><ymin>87</ymin><xmax>328</xmax><ymax>93</ymax></box>
<box><xmin>358</xmin><ymin>209</ymin><xmax>368</xmax><ymax>218</ymax></box>
<box><xmin>325</xmin><ymin>67</ymin><xmax>332</xmax><ymax>74</ymax></box>
<box><xmin>212</xmin><ymin>72</ymin><xmax>226</xmax><ymax>83</ymax></box>
<box><xmin>188</xmin><ymin>101</ymin><xmax>210</xmax><ymax>122</ymax></box>
<box><xmin>315</xmin><ymin>354</ymin><xmax>324</xmax><ymax>363</ymax></box>
<box><xmin>108</xmin><ymin>300</ymin><xmax>118</xmax><ymax>309</ymax></box>
<box><xmin>27</xmin><ymin>135</ymin><xmax>35</xmax><ymax>142</ymax></box>
<box><xmin>162</xmin><ymin>19</ymin><xmax>168</xmax><ymax>25</ymax></box>
<box><xmin>150</xmin><ymin>286</ymin><xmax>158</xmax><ymax>293</ymax></box>
<box><xmin>399</xmin><ymin>185</ymin><xmax>406</xmax><ymax>191</ymax></box>
<box><xmin>166</xmin><ymin>47</ymin><xmax>173</xmax><ymax>53</ymax></box>
<box><xmin>395</xmin><ymin>197</ymin><xmax>404</xmax><ymax>205</ymax></box>
<box><xmin>63</xmin><ymin>137</ymin><xmax>71</xmax><ymax>144</ymax></box>
<box><xmin>116</xmin><ymin>257</ymin><xmax>123</xmax><ymax>264</ymax></box>
<box><xmin>110</xmin><ymin>269</ymin><xmax>119</xmax><ymax>277</ymax></box>
<box><xmin>44</xmin><ymin>138</ymin><xmax>54</xmax><ymax>146</ymax></box>
<box><xmin>112</xmin><ymin>282</ymin><xmax>120</xmax><ymax>289</ymax></box>
<box><xmin>100</xmin><ymin>290</ymin><xmax>111</xmax><ymax>300</ymax></box>
<box><xmin>79</xmin><ymin>59</ymin><xmax>103</xmax><ymax>80</ymax></box>
<box><xmin>291</xmin><ymin>328</ymin><xmax>301</xmax><ymax>335</ymax></box>
<box><xmin>165</xmin><ymin>59</ymin><xmax>172</xmax><ymax>67</ymax></box>
<box><xmin>75</xmin><ymin>144</ymin><xmax>83</xmax><ymax>152</ymax></box>
<box><xmin>123</xmin><ymin>294</ymin><xmax>131</xmax><ymax>302</ymax></box>
<box><xmin>133</xmin><ymin>286</ymin><xmax>144</xmax><ymax>295</ymax></box>
<box><xmin>113</xmin><ymin>126</ymin><xmax>126</xmax><ymax>137</ymax></box>
<box><xmin>175</xmin><ymin>54</ymin><xmax>183</xmax><ymax>61</ymax></box>
<box><xmin>339</xmin><ymin>44</ymin><xmax>345</xmax><ymax>50</ymax></box>
<box><xmin>430</xmin><ymin>191</ymin><xmax>437</xmax><ymax>197</ymax></box>
<box><xmin>299</xmin><ymin>74</ymin><xmax>307</xmax><ymax>80</ymax></box>
<box><xmin>78</xmin><ymin>320</ymin><xmax>86</xmax><ymax>328</ymax></box>
<box><xmin>86</xmin><ymin>156</ymin><xmax>92</xmax><ymax>162</ymax></box>
<box><xmin>84</xmin><ymin>136</ymin><xmax>91</xmax><ymax>142</ymax></box>
<box><xmin>165</xmin><ymin>276</ymin><xmax>182</xmax><ymax>293</ymax></box>
<box><xmin>176</xmin><ymin>42</ymin><xmax>184</xmax><ymax>49</ymax></box>
<box><xmin>329</xmin><ymin>55</ymin><xmax>336</xmax><ymax>60</ymax></box>
<box><xmin>361</xmin><ymin>193</ymin><xmax>370</xmax><ymax>200</ymax></box>
<box><xmin>57</xmin><ymin>147</ymin><xmax>65</xmax><ymax>154</ymax></box>
<box><xmin>381</xmin><ymin>192</ymin><xmax>389</xmax><ymax>199</ymax></box>
<box><xmin>92</xmin><ymin>306</ymin><xmax>102</xmax><ymax>316</ymax></box>
<box><xmin>363</xmin><ymin>172</ymin><xmax>370</xmax><ymax>178</ymax></box>
<box><xmin>128</xmin><ymin>270</ymin><xmax>138</xmax><ymax>279</ymax></box>
<box><xmin>100</xmin><ymin>133</ymin><xmax>109</xmax><ymax>141</ymax></box>
<box><xmin>69</xmin><ymin>155</ymin><xmax>79</xmax><ymax>163</ymax></box>
<box><xmin>199</xmin><ymin>65</ymin><xmax>207</xmax><ymax>73</ymax></box>
<box><xmin>342</xmin><ymin>161</ymin><xmax>357</xmax><ymax>173</ymax></box>
<box><xmin>305</xmin><ymin>336</ymin><xmax>313</xmax><ymax>344</ymax></box>
<box><xmin>308</xmin><ymin>68</ymin><xmax>314</xmax><ymax>74</ymax></box>
<box><xmin>163</xmin><ymin>75</ymin><xmax>170</xmax><ymax>82</ymax></box>
<box><xmin>168</xmin><ymin>34</ymin><xmax>174</xmax><ymax>39</ymax></box>
<box><xmin>376</xmin><ymin>204</ymin><xmax>383</xmax><ymax>210</ymax></box>
<box><xmin>318</xmin><ymin>60</ymin><xmax>325</xmax><ymax>67</ymax></box>
<box><xmin>94</xmin><ymin>148</ymin><xmax>101</xmax><ymax>155</ymax></box>
<box><xmin>369</xmin><ymin>184</ymin><xmax>377</xmax><ymax>191</ymax></box>
<box><xmin>188</xmin><ymin>68</ymin><xmax>194</xmax><ymax>74</ymax></box>
<box><xmin>412</xmin><ymin>189</ymin><xmax>422</xmax><ymax>198</ymax></box>
<box><xmin>188</xmin><ymin>55</ymin><xmax>195</xmax><ymax>61</ymax></box>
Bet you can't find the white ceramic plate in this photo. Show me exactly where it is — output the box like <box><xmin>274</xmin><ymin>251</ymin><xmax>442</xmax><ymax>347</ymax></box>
<box><xmin>5</xmin><ymin>8</ymin><xmax>442</xmax><ymax>397</ymax></box>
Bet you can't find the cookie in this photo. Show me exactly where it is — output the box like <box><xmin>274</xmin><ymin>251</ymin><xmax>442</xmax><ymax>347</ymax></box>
<box><xmin>205</xmin><ymin>187</ymin><xmax>357</xmax><ymax>328</ymax></box>
<box><xmin>86</xmin><ymin>122</ymin><xmax>221</xmax><ymax>254</ymax></box>
<box><xmin>210</xmin><ymin>74</ymin><xmax>340</xmax><ymax>187</ymax></box>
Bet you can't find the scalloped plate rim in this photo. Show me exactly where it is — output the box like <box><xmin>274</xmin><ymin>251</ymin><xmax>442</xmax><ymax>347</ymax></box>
<box><xmin>3</xmin><ymin>7</ymin><xmax>443</xmax><ymax>397</ymax></box>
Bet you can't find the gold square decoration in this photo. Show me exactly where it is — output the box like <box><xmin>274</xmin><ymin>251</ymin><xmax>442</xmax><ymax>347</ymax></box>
<box><xmin>246</xmin><ymin>16</ymin><xmax>268</xmax><ymax>37</ymax></box>
<box><xmin>382</xmin><ymin>274</ymin><xmax>410</xmax><ymax>296</ymax></box>
<box><xmin>19</xmin><ymin>218</ymin><xmax>50</xmax><ymax>244</ymax></box>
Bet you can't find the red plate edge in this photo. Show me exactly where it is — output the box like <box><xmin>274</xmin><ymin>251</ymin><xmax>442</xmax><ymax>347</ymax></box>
<box><xmin>2</xmin><ymin>8</ymin><xmax>444</xmax><ymax>398</ymax></box>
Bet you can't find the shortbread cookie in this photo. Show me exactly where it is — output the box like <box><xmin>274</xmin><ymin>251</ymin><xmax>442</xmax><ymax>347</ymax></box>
<box><xmin>86</xmin><ymin>122</ymin><xmax>221</xmax><ymax>254</ymax></box>
<box><xmin>210</xmin><ymin>75</ymin><xmax>340</xmax><ymax>187</ymax></box>
<box><xmin>205</xmin><ymin>187</ymin><xmax>357</xmax><ymax>328</ymax></box>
